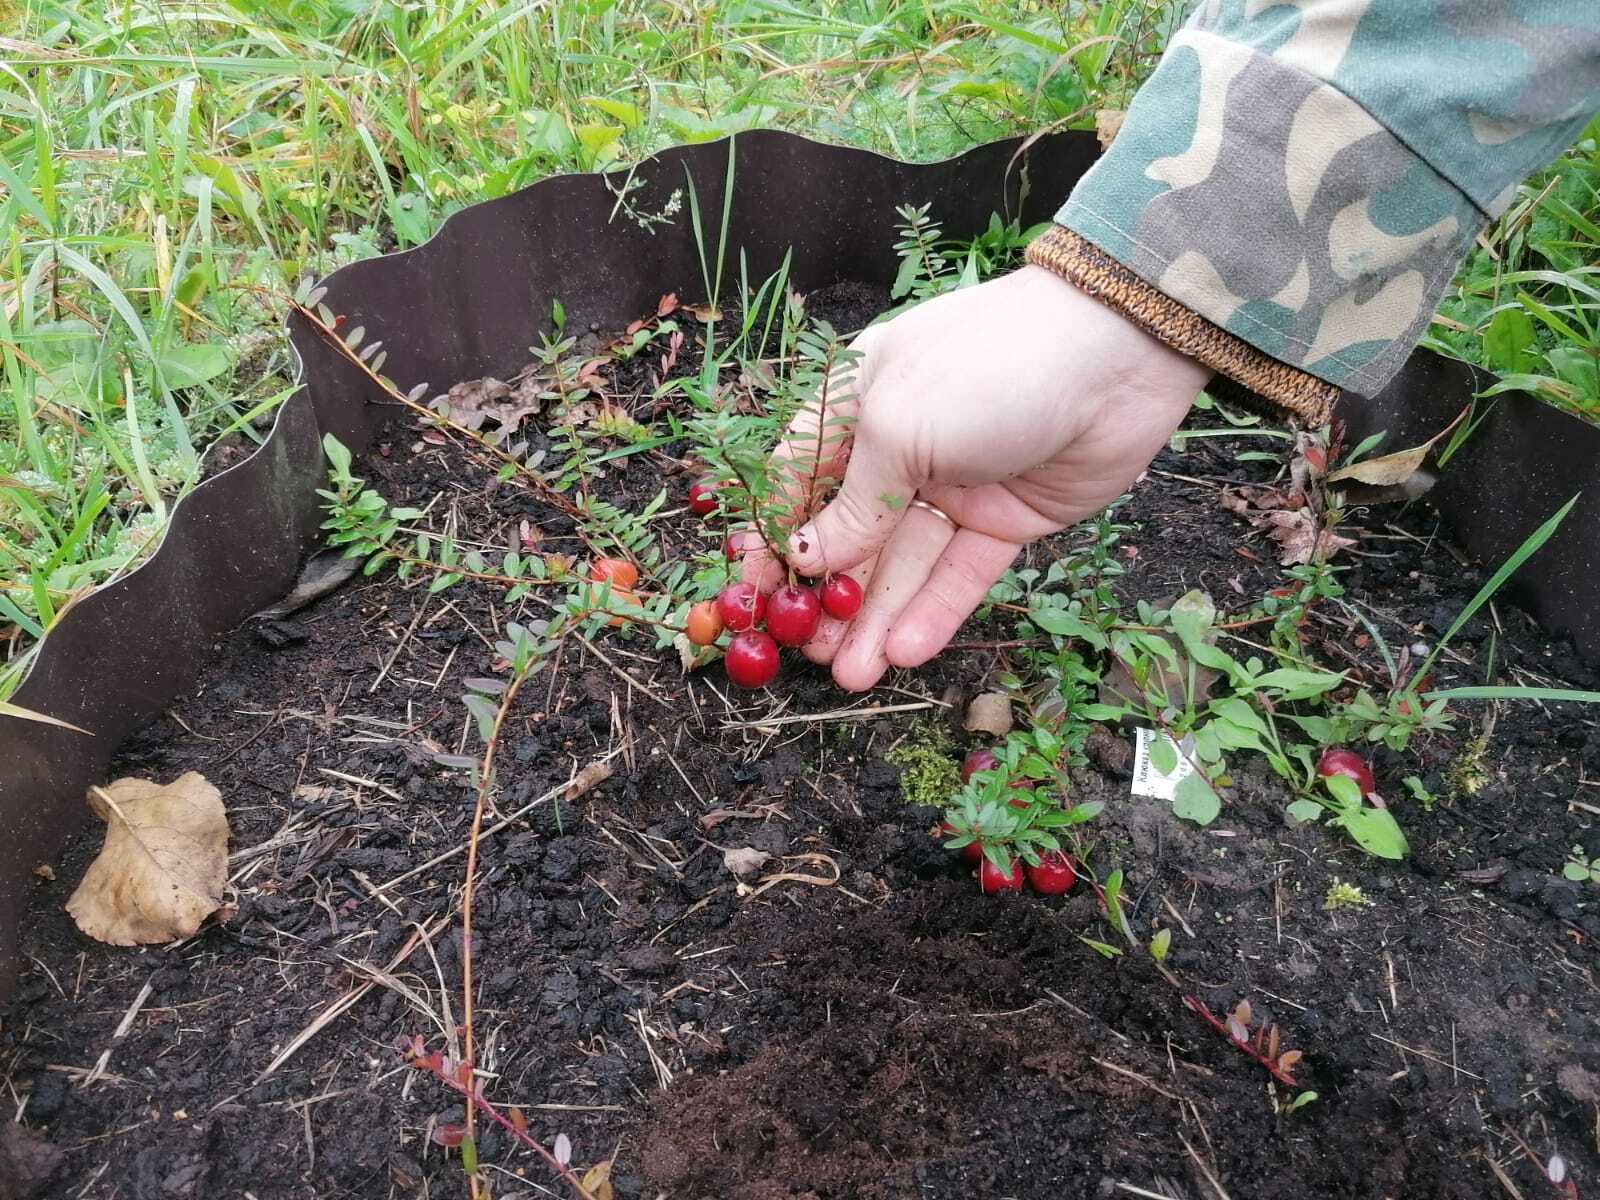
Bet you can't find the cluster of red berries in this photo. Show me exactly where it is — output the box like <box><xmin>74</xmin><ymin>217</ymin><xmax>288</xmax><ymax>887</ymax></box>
<box><xmin>948</xmin><ymin>748</ymin><xmax>1079</xmax><ymax>897</ymax></box>
<box><xmin>684</xmin><ymin>476</ymin><xmax>864</xmax><ymax>689</ymax></box>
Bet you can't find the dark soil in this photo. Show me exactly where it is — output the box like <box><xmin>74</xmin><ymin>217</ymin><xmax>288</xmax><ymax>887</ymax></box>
<box><xmin>4</xmin><ymin>283</ymin><xmax>1599</xmax><ymax>1200</ymax></box>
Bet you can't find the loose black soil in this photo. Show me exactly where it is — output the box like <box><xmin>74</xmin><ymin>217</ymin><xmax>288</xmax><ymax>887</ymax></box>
<box><xmin>5</xmin><ymin>284</ymin><xmax>1599</xmax><ymax>1200</ymax></box>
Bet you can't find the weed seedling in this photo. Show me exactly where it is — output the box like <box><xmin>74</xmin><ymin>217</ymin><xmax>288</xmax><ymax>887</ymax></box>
<box><xmin>1562</xmin><ymin>847</ymin><xmax>1600</xmax><ymax>885</ymax></box>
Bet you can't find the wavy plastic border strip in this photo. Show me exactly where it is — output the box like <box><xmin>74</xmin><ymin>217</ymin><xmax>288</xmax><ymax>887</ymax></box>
<box><xmin>1</xmin><ymin>129</ymin><xmax>1594</xmax><ymax>997</ymax></box>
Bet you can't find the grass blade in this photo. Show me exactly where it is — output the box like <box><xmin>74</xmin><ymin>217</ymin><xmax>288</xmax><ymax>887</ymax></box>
<box><xmin>1413</xmin><ymin>494</ymin><xmax>1579</xmax><ymax>688</ymax></box>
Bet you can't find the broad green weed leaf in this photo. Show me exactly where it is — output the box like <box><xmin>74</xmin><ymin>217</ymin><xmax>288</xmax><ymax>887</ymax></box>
<box><xmin>1172</xmin><ymin>773</ymin><xmax>1220</xmax><ymax>825</ymax></box>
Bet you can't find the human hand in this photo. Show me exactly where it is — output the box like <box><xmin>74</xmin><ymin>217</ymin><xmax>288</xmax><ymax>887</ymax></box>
<box><xmin>742</xmin><ymin>264</ymin><xmax>1210</xmax><ymax>691</ymax></box>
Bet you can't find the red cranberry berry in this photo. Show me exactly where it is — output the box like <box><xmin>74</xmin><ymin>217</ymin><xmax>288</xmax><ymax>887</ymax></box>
<box><xmin>687</xmin><ymin>476</ymin><xmax>719</xmax><ymax>515</ymax></box>
<box><xmin>941</xmin><ymin>822</ymin><xmax>984</xmax><ymax>865</ymax></box>
<box><xmin>961</xmin><ymin>748</ymin><xmax>1000</xmax><ymax>783</ymax></box>
<box><xmin>766</xmin><ymin>584</ymin><xmax>821</xmax><ymax>646</ymax></box>
<box><xmin>979</xmin><ymin>857</ymin><xmax>1025</xmax><ymax>894</ymax></box>
<box><xmin>724</xmin><ymin>630</ymin><xmax>780</xmax><ymax>689</ymax></box>
<box><xmin>716</xmin><ymin>582</ymin><xmax>767</xmax><ymax>633</ymax></box>
<box><xmin>819</xmin><ymin>574</ymin><xmax>863</xmax><ymax>620</ymax></box>
<box><xmin>1317</xmin><ymin>747</ymin><xmax>1376</xmax><ymax>796</ymax></box>
<box><xmin>1025</xmin><ymin>850</ymin><xmax>1077</xmax><ymax>896</ymax></box>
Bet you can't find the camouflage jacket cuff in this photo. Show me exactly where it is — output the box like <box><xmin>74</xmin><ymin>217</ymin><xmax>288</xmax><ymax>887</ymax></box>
<box><xmin>1055</xmin><ymin>28</ymin><xmax>1484</xmax><ymax>400</ymax></box>
<box><xmin>1027</xmin><ymin>226</ymin><xmax>1338</xmax><ymax>425</ymax></box>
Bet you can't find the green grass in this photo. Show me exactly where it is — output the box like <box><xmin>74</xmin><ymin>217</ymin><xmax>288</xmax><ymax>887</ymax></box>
<box><xmin>2</xmin><ymin>0</ymin><xmax>1595</xmax><ymax>697</ymax></box>
<box><xmin>1427</xmin><ymin>117</ymin><xmax>1600</xmax><ymax>420</ymax></box>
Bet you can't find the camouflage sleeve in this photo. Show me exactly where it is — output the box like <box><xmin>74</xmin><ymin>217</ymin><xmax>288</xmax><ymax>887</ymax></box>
<box><xmin>1036</xmin><ymin>0</ymin><xmax>1600</xmax><ymax>411</ymax></box>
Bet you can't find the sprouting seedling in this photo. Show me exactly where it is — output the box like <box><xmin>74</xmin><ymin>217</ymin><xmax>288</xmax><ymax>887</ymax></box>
<box><xmin>1563</xmin><ymin>846</ymin><xmax>1600</xmax><ymax>884</ymax></box>
<box><xmin>1183</xmin><ymin>995</ymin><xmax>1306</xmax><ymax>1088</ymax></box>
<box><xmin>402</xmin><ymin>1035</ymin><xmax>603</xmax><ymax>1200</ymax></box>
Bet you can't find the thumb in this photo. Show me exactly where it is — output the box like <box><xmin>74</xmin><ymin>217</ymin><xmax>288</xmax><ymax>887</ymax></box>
<box><xmin>786</xmin><ymin>407</ymin><xmax>922</xmax><ymax>576</ymax></box>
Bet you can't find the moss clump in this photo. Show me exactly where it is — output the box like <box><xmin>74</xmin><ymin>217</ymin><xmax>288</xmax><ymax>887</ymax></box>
<box><xmin>1446</xmin><ymin>733</ymin><xmax>1491</xmax><ymax>797</ymax></box>
<box><xmin>886</xmin><ymin>722</ymin><xmax>964</xmax><ymax>810</ymax></box>
<box><xmin>1323</xmin><ymin>878</ymin><xmax>1370</xmax><ymax>911</ymax></box>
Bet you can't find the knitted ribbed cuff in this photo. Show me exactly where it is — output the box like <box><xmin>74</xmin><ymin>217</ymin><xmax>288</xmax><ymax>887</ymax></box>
<box><xmin>1025</xmin><ymin>225</ymin><xmax>1339</xmax><ymax>426</ymax></box>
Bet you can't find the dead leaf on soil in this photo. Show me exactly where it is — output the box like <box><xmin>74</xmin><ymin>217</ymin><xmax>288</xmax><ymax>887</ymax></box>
<box><xmin>581</xmin><ymin>1159</ymin><xmax>617</xmax><ymax>1200</ymax></box>
<box><xmin>964</xmin><ymin>692</ymin><xmax>1014</xmax><ymax>736</ymax></box>
<box><xmin>1324</xmin><ymin>410</ymin><xmax>1464</xmax><ymax>503</ymax></box>
<box><xmin>1254</xmin><ymin>508</ymin><xmax>1358</xmax><ymax>566</ymax></box>
<box><xmin>66</xmin><ymin>773</ymin><xmax>230</xmax><ymax>946</ymax></box>
<box><xmin>32</xmin><ymin>864</ymin><xmax>54</xmax><ymax>880</ymax></box>
<box><xmin>674</xmin><ymin>632</ymin><xmax>717</xmax><ymax>674</ymax></box>
<box><xmin>722</xmin><ymin>846</ymin><xmax>770</xmax><ymax>878</ymax></box>
<box><xmin>1218</xmin><ymin>485</ymin><xmax>1357</xmax><ymax>566</ymax></box>
<box><xmin>443</xmin><ymin>373</ymin><xmax>546</xmax><ymax>433</ymax></box>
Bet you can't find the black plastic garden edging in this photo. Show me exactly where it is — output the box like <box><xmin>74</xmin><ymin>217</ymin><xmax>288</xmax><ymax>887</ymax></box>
<box><xmin>0</xmin><ymin>129</ymin><xmax>1595</xmax><ymax>998</ymax></box>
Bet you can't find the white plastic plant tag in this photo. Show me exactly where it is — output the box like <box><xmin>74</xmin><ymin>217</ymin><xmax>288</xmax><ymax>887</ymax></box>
<box><xmin>1131</xmin><ymin>727</ymin><xmax>1196</xmax><ymax>800</ymax></box>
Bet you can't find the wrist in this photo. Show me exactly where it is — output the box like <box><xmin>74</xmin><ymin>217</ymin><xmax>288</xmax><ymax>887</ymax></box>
<box><xmin>1026</xmin><ymin>225</ymin><xmax>1337</xmax><ymax>425</ymax></box>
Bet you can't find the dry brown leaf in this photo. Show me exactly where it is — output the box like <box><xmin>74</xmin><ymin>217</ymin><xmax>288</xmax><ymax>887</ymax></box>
<box><xmin>581</xmin><ymin>1159</ymin><xmax>616</xmax><ymax>1200</ymax></box>
<box><xmin>1218</xmin><ymin>487</ymin><xmax>1252</xmax><ymax>515</ymax></box>
<box><xmin>723</xmin><ymin>846</ymin><xmax>770</xmax><ymax>878</ymax></box>
<box><xmin>443</xmin><ymin>374</ymin><xmax>546</xmax><ymax>433</ymax></box>
<box><xmin>1325</xmin><ymin>408</ymin><xmax>1464</xmax><ymax>494</ymax></box>
<box><xmin>964</xmin><ymin>692</ymin><xmax>1014</xmax><ymax>736</ymax></box>
<box><xmin>1325</xmin><ymin>440</ymin><xmax>1434</xmax><ymax>487</ymax></box>
<box><xmin>685</xmin><ymin>302</ymin><xmax>722</xmax><ymax>322</ymax></box>
<box><xmin>1254</xmin><ymin>508</ymin><xmax>1358</xmax><ymax>566</ymax></box>
<box><xmin>66</xmin><ymin>773</ymin><xmax>230</xmax><ymax>946</ymax></box>
<box><xmin>1095</xmin><ymin>108</ymin><xmax>1125</xmax><ymax>148</ymax></box>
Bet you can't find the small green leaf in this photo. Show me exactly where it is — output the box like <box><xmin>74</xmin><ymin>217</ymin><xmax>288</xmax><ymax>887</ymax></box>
<box><xmin>1286</xmin><ymin>798</ymin><xmax>1324</xmax><ymax>824</ymax></box>
<box><xmin>1321</xmin><ymin>772</ymin><xmax>1364</xmax><ymax>808</ymax></box>
<box><xmin>1172</xmin><ymin>773</ymin><xmax>1220</xmax><ymax>825</ymax></box>
<box><xmin>1078</xmin><ymin>936</ymin><xmax>1124</xmax><ymax>959</ymax></box>
<box><xmin>1333</xmin><ymin>805</ymin><xmax>1409</xmax><ymax>860</ymax></box>
<box><xmin>1150</xmin><ymin>927</ymin><xmax>1172</xmax><ymax>962</ymax></box>
<box><xmin>1148</xmin><ymin>734</ymin><xmax>1178</xmax><ymax>777</ymax></box>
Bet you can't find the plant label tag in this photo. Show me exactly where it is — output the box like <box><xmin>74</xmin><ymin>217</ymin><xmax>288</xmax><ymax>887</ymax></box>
<box><xmin>1131</xmin><ymin>728</ymin><xmax>1195</xmax><ymax>801</ymax></box>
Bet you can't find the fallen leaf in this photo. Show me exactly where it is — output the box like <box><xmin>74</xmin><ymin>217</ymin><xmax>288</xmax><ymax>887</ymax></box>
<box><xmin>444</xmin><ymin>373</ymin><xmax>546</xmax><ymax>433</ymax></box>
<box><xmin>66</xmin><ymin>773</ymin><xmax>230</xmax><ymax>946</ymax></box>
<box><xmin>674</xmin><ymin>632</ymin><xmax>717</xmax><ymax>674</ymax></box>
<box><xmin>1288</xmin><ymin>429</ymin><xmax>1329</xmax><ymax>501</ymax></box>
<box><xmin>1218</xmin><ymin>488</ymin><xmax>1252</xmax><ymax>515</ymax></box>
<box><xmin>685</xmin><ymin>302</ymin><xmax>722</xmax><ymax>322</ymax></box>
<box><xmin>1095</xmin><ymin>108</ymin><xmax>1125</xmax><ymax>148</ymax></box>
<box><xmin>1254</xmin><ymin>508</ymin><xmax>1358</xmax><ymax>566</ymax></box>
<box><xmin>964</xmin><ymin>692</ymin><xmax>1013</xmax><ymax>736</ymax></box>
<box><xmin>581</xmin><ymin>1159</ymin><xmax>616</xmax><ymax>1200</ymax></box>
<box><xmin>723</xmin><ymin>846</ymin><xmax>770</xmax><ymax>878</ymax></box>
<box><xmin>32</xmin><ymin>864</ymin><xmax>54</xmax><ymax>881</ymax></box>
<box><xmin>1326</xmin><ymin>408</ymin><xmax>1464</xmax><ymax>493</ymax></box>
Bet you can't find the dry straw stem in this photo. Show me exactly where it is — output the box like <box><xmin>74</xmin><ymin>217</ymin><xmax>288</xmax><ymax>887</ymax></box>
<box><xmin>457</xmin><ymin>661</ymin><xmax>539</xmax><ymax>1181</ymax></box>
